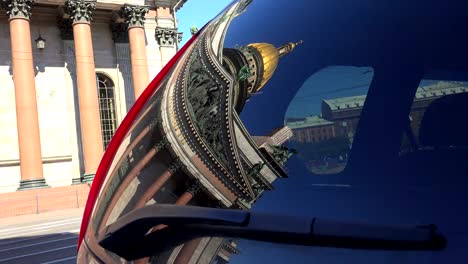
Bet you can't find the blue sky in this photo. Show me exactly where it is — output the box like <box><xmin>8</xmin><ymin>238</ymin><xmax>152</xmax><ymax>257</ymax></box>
<box><xmin>176</xmin><ymin>0</ymin><xmax>233</xmax><ymax>46</ymax></box>
<box><xmin>285</xmin><ymin>66</ymin><xmax>373</xmax><ymax>119</ymax></box>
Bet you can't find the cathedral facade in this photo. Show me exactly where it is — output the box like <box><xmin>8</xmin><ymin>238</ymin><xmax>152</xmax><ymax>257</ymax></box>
<box><xmin>0</xmin><ymin>0</ymin><xmax>185</xmax><ymax>192</ymax></box>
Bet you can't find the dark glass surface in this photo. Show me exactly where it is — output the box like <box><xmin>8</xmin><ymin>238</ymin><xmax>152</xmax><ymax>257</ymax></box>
<box><xmin>81</xmin><ymin>0</ymin><xmax>468</xmax><ymax>263</ymax></box>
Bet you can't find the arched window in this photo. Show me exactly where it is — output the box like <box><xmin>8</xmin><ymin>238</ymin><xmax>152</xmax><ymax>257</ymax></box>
<box><xmin>96</xmin><ymin>73</ymin><xmax>118</xmax><ymax>149</ymax></box>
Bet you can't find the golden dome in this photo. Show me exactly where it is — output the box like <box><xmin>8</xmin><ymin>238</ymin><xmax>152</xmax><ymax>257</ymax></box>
<box><xmin>247</xmin><ymin>41</ymin><xmax>302</xmax><ymax>92</ymax></box>
<box><xmin>247</xmin><ymin>43</ymin><xmax>280</xmax><ymax>91</ymax></box>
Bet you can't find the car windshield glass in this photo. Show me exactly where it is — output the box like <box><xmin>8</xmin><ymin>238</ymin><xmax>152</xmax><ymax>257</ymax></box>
<box><xmin>401</xmin><ymin>80</ymin><xmax>468</xmax><ymax>155</ymax></box>
<box><xmin>83</xmin><ymin>0</ymin><xmax>468</xmax><ymax>263</ymax></box>
<box><xmin>286</xmin><ymin>66</ymin><xmax>373</xmax><ymax>174</ymax></box>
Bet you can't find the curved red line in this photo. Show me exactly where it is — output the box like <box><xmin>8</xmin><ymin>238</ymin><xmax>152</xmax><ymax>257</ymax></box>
<box><xmin>77</xmin><ymin>32</ymin><xmax>200</xmax><ymax>250</ymax></box>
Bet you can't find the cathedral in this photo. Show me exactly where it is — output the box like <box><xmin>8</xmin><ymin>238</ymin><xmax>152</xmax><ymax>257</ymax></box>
<box><xmin>0</xmin><ymin>0</ymin><xmax>185</xmax><ymax>192</ymax></box>
<box><xmin>1</xmin><ymin>0</ymin><xmax>301</xmax><ymax>262</ymax></box>
<box><xmin>89</xmin><ymin>25</ymin><xmax>299</xmax><ymax>263</ymax></box>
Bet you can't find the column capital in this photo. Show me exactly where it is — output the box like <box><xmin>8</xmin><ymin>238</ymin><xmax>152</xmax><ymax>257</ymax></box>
<box><xmin>57</xmin><ymin>17</ymin><xmax>74</xmax><ymax>40</ymax></box>
<box><xmin>186</xmin><ymin>180</ymin><xmax>203</xmax><ymax>196</ymax></box>
<box><xmin>110</xmin><ymin>22</ymin><xmax>128</xmax><ymax>43</ymax></box>
<box><xmin>155</xmin><ymin>26</ymin><xmax>178</xmax><ymax>47</ymax></box>
<box><xmin>119</xmin><ymin>4</ymin><xmax>149</xmax><ymax>29</ymax></box>
<box><xmin>168</xmin><ymin>158</ymin><xmax>183</xmax><ymax>174</ymax></box>
<box><xmin>1</xmin><ymin>0</ymin><xmax>34</xmax><ymax>20</ymax></box>
<box><xmin>148</xmin><ymin>117</ymin><xmax>162</xmax><ymax>130</ymax></box>
<box><xmin>177</xmin><ymin>32</ymin><xmax>183</xmax><ymax>44</ymax></box>
<box><xmin>64</xmin><ymin>0</ymin><xmax>96</xmax><ymax>24</ymax></box>
<box><xmin>153</xmin><ymin>136</ymin><xmax>168</xmax><ymax>151</ymax></box>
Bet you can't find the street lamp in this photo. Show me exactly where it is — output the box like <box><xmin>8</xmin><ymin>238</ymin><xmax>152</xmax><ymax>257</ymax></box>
<box><xmin>35</xmin><ymin>34</ymin><xmax>46</xmax><ymax>50</ymax></box>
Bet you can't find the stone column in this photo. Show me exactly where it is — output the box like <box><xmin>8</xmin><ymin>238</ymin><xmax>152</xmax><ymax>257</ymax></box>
<box><xmin>134</xmin><ymin>159</ymin><xmax>181</xmax><ymax>209</ymax></box>
<box><xmin>2</xmin><ymin>0</ymin><xmax>48</xmax><ymax>190</ymax></box>
<box><xmin>64</xmin><ymin>0</ymin><xmax>103</xmax><ymax>183</ymax></box>
<box><xmin>119</xmin><ymin>4</ymin><xmax>149</xmax><ymax>99</ymax></box>
<box><xmin>172</xmin><ymin>181</ymin><xmax>204</xmax><ymax>264</ymax></box>
<box><xmin>175</xmin><ymin>181</ymin><xmax>201</xmax><ymax>205</ymax></box>
<box><xmin>146</xmin><ymin>181</ymin><xmax>203</xmax><ymax>264</ymax></box>
<box><xmin>173</xmin><ymin>238</ymin><xmax>203</xmax><ymax>264</ymax></box>
<box><xmin>152</xmin><ymin>180</ymin><xmax>201</xmax><ymax>232</ymax></box>
<box><xmin>57</xmin><ymin>17</ymin><xmax>85</xmax><ymax>184</ymax></box>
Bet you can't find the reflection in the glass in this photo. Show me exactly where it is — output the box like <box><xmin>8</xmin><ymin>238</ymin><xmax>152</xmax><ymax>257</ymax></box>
<box><xmin>402</xmin><ymin>80</ymin><xmax>468</xmax><ymax>154</ymax></box>
<box><xmin>81</xmin><ymin>0</ymin><xmax>468</xmax><ymax>262</ymax></box>
<box><xmin>88</xmin><ymin>0</ymin><xmax>305</xmax><ymax>262</ymax></box>
<box><xmin>286</xmin><ymin>66</ymin><xmax>374</xmax><ymax>174</ymax></box>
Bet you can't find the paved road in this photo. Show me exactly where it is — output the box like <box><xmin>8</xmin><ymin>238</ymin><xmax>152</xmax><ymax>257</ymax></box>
<box><xmin>0</xmin><ymin>208</ymin><xmax>83</xmax><ymax>264</ymax></box>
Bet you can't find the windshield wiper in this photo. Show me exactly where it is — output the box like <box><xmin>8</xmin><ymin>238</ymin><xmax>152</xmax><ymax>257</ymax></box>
<box><xmin>98</xmin><ymin>204</ymin><xmax>446</xmax><ymax>260</ymax></box>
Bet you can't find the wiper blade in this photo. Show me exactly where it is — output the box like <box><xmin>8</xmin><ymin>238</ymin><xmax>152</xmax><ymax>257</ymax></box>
<box><xmin>98</xmin><ymin>204</ymin><xmax>446</xmax><ymax>260</ymax></box>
